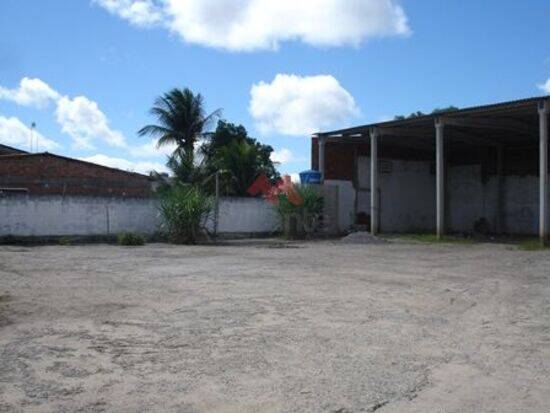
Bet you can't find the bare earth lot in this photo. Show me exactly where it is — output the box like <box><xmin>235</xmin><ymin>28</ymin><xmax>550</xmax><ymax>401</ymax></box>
<box><xmin>0</xmin><ymin>240</ymin><xmax>549</xmax><ymax>412</ymax></box>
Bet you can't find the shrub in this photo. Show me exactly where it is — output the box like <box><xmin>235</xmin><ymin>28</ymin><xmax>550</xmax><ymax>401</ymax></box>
<box><xmin>58</xmin><ymin>236</ymin><xmax>72</xmax><ymax>246</ymax></box>
<box><xmin>276</xmin><ymin>185</ymin><xmax>323</xmax><ymax>238</ymax></box>
<box><xmin>158</xmin><ymin>185</ymin><xmax>213</xmax><ymax>244</ymax></box>
<box><xmin>117</xmin><ymin>232</ymin><xmax>146</xmax><ymax>246</ymax></box>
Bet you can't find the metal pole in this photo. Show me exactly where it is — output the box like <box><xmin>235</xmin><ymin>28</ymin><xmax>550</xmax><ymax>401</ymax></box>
<box><xmin>370</xmin><ymin>128</ymin><xmax>379</xmax><ymax>235</ymax></box>
<box><xmin>436</xmin><ymin>118</ymin><xmax>445</xmax><ymax>240</ymax></box>
<box><xmin>214</xmin><ymin>171</ymin><xmax>220</xmax><ymax>239</ymax></box>
<box><xmin>539</xmin><ymin>101</ymin><xmax>549</xmax><ymax>244</ymax></box>
<box><xmin>30</xmin><ymin>122</ymin><xmax>36</xmax><ymax>152</ymax></box>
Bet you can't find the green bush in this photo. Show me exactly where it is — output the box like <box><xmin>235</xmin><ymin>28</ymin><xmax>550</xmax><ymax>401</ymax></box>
<box><xmin>158</xmin><ymin>185</ymin><xmax>213</xmax><ymax>244</ymax></box>
<box><xmin>117</xmin><ymin>232</ymin><xmax>146</xmax><ymax>246</ymax></box>
<box><xmin>58</xmin><ymin>236</ymin><xmax>72</xmax><ymax>246</ymax></box>
<box><xmin>276</xmin><ymin>185</ymin><xmax>324</xmax><ymax>238</ymax></box>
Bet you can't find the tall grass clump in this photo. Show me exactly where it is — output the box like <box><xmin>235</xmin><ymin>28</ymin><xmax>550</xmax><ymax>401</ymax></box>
<box><xmin>276</xmin><ymin>185</ymin><xmax>323</xmax><ymax>238</ymax></box>
<box><xmin>117</xmin><ymin>232</ymin><xmax>146</xmax><ymax>246</ymax></box>
<box><xmin>158</xmin><ymin>185</ymin><xmax>213</xmax><ymax>244</ymax></box>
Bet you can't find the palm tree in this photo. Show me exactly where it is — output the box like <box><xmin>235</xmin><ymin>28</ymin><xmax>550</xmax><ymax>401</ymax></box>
<box><xmin>138</xmin><ymin>88</ymin><xmax>221</xmax><ymax>157</ymax></box>
<box><xmin>166</xmin><ymin>149</ymin><xmax>207</xmax><ymax>185</ymax></box>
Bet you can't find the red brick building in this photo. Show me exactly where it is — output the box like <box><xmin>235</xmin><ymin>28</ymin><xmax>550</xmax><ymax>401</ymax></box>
<box><xmin>0</xmin><ymin>144</ymin><xmax>28</xmax><ymax>156</ymax></box>
<box><xmin>0</xmin><ymin>152</ymin><xmax>153</xmax><ymax>197</ymax></box>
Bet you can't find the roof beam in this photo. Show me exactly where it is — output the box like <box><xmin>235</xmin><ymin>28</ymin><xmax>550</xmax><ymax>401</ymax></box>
<box><xmin>441</xmin><ymin>116</ymin><xmax>535</xmax><ymax>135</ymax></box>
<box><xmin>377</xmin><ymin>127</ymin><xmax>434</xmax><ymax>138</ymax></box>
<box><xmin>448</xmin><ymin>129</ymin><xmax>503</xmax><ymax>147</ymax></box>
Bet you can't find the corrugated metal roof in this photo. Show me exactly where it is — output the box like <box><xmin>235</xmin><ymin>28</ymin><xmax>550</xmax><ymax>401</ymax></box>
<box><xmin>317</xmin><ymin>95</ymin><xmax>548</xmax><ymax>137</ymax></box>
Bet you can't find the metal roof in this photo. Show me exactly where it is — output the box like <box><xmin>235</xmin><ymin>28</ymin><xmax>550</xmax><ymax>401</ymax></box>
<box><xmin>316</xmin><ymin>95</ymin><xmax>548</xmax><ymax>137</ymax></box>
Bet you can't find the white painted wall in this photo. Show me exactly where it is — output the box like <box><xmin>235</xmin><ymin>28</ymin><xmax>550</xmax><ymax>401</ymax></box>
<box><xmin>356</xmin><ymin>157</ymin><xmax>436</xmax><ymax>233</ymax></box>
<box><xmin>0</xmin><ymin>195</ymin><xmax>280</xmax><ymax>237</ymax></box>
<box><xmin>379</xmin><ymin>159</ymin><xmax>436</xmax><ymax>232</ymax></box>
<box><xmin>332</xmin><ymin>155</ymin><xmax>546</xmax><ymax>235</ymax></box>
<box><xmin>448</xmin><ymin>165</ymin><xmax>545</xmax><ymax>235</ymax></box>
<box><xmin>0</xmin><ymin>195</ymin><xmax>160</xmax><ymax>236</ymax></box>
<box><xmin>503</xmin><ymin>175</ymin><xmax>540</xmax><ymax>234</ymax></box>
<box><xmin>324</xmin><ymin>180</ymin><xmax>355</xmax><ymax>232</ymax></box>
<box><xmin>448</xmin><ymin>165</ymin><xmax>498</xmax><ymax>233</ymax></box>
<box><xmin>210</xmin><ymin>197</ymin><xmax>280</xmax><ymax>235</ymax></box>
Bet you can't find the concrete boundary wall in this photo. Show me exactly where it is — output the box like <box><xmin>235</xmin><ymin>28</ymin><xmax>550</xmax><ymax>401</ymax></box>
<box><xmin>208</xmin><ymin>197</ymin><xmax>280</xmax><ymax>235</ymax></box>
<box><xmin>0</xmin><ymin>194</ymin><xmax>280</xmax><ymax>238</ymax></box>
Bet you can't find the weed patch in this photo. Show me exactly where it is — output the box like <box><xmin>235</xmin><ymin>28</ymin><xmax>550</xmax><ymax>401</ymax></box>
<box><xmin>516</xmin><ymin>239</ymin><xmax>550</xmax><ymax>251</ymax></box>
<box><xmin>385</xmin><ymin>233</ymin><xmax>475</xmax><ymax>245</ymax></box>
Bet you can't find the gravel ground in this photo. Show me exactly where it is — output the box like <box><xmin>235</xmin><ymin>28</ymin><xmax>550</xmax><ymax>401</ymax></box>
<box><xmin>0</xmin><ymin>240</ymin><xmax>549</xmax><ymax>412</ymax></box>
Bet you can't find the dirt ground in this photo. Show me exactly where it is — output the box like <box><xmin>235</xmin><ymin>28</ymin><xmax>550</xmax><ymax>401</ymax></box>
<box><xmin>0</xmin><ymin>239</ymin><xmax>549</xmax><ymax>412</ymax></box>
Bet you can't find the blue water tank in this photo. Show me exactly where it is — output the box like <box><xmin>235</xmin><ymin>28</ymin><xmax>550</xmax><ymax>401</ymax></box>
<box><xmin>299</xmin><ymin>170</ymin><xmax>322</xmax><ymax>184</ymax></box>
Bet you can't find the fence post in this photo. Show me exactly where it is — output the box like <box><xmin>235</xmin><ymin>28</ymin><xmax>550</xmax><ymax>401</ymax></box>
<box><xmin>214</xmin><ymin>171</ymin><xmax>220</xmax><ymax>238</ymax></box>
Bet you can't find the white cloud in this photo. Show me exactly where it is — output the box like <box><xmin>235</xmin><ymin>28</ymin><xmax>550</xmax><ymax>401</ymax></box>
<box><xmin>80</xmin><ymin>153</ymin><xmax>168</xmax><ymax>174</ymax></box>
<box><xmin>0</xmin><ymin>77</ymin><xmax>128</xmax><ymax>150</ymax></box>
<box><xmin>55</xmin><ymin>96</ymin><xmax>126</xmax><ymax>149</ymax></box>
<box><xmin>0</xmin><ymin>77</ymin><xmax>60</xmax><ymax>108</ymax></box>
<box><xmin>0</xmin><ymin>115</ymin><xmax>59</xmax><ymax>151</ymax></box>
<box><xmin>538</xmin><ymin>78</ymin><xmax>550</xmax><ymax>94</ymax></box>
<box><xmin>271</xmin><ymin>148</ymin><xmax>294</xmax><ymax>164</ymax></box>
<box><xmin>95</xmin><ymin>0</ymin><xmax>410</xmax><ymax>52</ymax></box>
<box><xmin>130</xmin><ymin>138</ymin><xmax>177</xmax><ymax>158</ymax></box>
<box><xmin>289</xmin><ymin>173</ymin><xmax>300</xmax><ymax>183</ymax></box>
<box><xmin>93</xmin><ymin>0</ymin><xmax>164</xmax><ymax>26</ymax></box>
<box><xmin>250</xmin><ymin>74</ymin><xmax>360</xmax><ymax>136</ymax></box>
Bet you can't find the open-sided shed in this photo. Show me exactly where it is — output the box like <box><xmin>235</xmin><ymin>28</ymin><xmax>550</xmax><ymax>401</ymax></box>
<box><xmin>313</xmin><ymin>96</ymin><xmax>550</xmax><ymax>243</ymax></box>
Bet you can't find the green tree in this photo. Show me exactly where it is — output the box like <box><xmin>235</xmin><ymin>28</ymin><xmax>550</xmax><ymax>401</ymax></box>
<box><xmin>138</xmin><ymin>88</ymin><xmax>221</xmax><ymax>157</ymax></box>
<box><xmin>394</xmin><ymin>106</ymin><xmax>459</xmax><ymax>120</ymax></box>
<box><xmin>431</xmin><ymin>106</ymin><xmax>459</xmax><ymax>115</ymax></box>
<box><xmin>202</xmin><ymin>121</ymin><xmax>250</xmax><ymax>157</ymax></box>
<box><xmin>166</xmin><ymin>150</ymin><xmax>208</xmax><ymax>186</ymax></box>
<box><xmin>203</xmin><ymin>121</ymin><xmax>280</xmax><ymax>193</ymax></box>
<box><xmin>214</xmin><ymin>139</ymin><xmax>276</xmax><ymax>196</ymax></box>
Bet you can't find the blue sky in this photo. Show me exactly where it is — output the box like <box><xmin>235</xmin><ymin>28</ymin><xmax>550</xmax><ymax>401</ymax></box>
<box><xmin>1</xmin><ymin>0</ymin><xmax>550</xmax><ymax>177</ymax></box>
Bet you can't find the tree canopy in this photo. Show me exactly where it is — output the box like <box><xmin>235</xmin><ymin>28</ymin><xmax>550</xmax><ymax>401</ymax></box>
<box><xmin>203</xmin><ymin>120</ymin><xmax>279</xmax><ymax>183</ymax></box>
<box><xmin>138</xmin><ymin>88</ymin><xmax>221</xmax><ymax>156</ymax></box>
<box><xmin>394</xmin><ymin>106</ymin><xmax>459</xmax><ymax>120</ymax></box>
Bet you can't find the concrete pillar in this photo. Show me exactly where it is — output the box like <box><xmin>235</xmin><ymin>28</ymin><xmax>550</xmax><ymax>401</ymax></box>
<box><xmin>496</xmin><ymin>145</ymin><xmax>505</xmax><ymax>234</ymax></box>
<box><xmin>318</xmin><ymin>136</ymin><xmax>326</xmax><ymax>182</ymax></box>
<box><xmin>539</xmin><ymin>101</ymin><xmax>549</xmax><ymax>244</ymax></box>
<box><xmin>370</xmin><ymin>128</ymin><xmax>380</xmax><ymax>235</ymax></box>
<box><xmin>435</xmin><ymin>118</ymin><xmax>445</xmax><ymax>239</ymax></box>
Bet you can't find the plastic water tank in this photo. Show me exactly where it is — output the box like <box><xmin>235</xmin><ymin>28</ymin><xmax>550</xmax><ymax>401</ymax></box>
<box><xmin>299</xmin><ymin>170</ymin><xmax>322</xmax><ymax>184</ymax></box>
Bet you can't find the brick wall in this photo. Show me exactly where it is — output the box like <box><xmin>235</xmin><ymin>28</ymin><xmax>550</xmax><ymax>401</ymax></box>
<box><xmin>0</xmin><ymin>144</ymin><xmax>27</xmax><ymax>156</ymax></box>
<box><xmin>311</xmin><ymin>137</ymin><xmax>370</xmax><ymax>181</ymax></box>
<box><xmin>311</xmin><ymin>137</ymin><xmax>441</xmax><ymax>182</ymax></box>
<box><xmin>0</xmin><ymin>154</ymin><xmax>152</xmax><ymax>197</ymax></box>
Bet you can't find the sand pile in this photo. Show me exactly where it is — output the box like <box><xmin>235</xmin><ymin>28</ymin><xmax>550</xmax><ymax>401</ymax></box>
<box><xmin>340</xmin><ymin>231</ymin><xmax>387</xmax><ymax>244</ymax></box>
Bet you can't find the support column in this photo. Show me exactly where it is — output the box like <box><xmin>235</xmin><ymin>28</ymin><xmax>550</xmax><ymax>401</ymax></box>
<box><xmin>370</xmin><ymin>128</ymin><xmax>380</xmax><ymax>235</ymax></box>
<box><xmin>539</xmin><ymin>101</ymin><xmax>549</xmax><ymax>244</ymax></box>
<box><xmin>496</xmin><ymin>145</ymin><xmax>505</xmax><ymax>234</ymax></box>
<box><xmin>435</xmin><ymin>118</ymin><xmax>445</xmax><ymax>239</ymax></box>
<box><xmin>318</xmin><ymin>136</ymin><xmax>326</xmax><ymax>182</ymax></box>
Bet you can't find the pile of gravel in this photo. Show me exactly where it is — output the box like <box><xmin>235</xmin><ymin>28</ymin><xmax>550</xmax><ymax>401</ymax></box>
<box><xmin>340</xmin><ymin>231</ymin><xmax>387</xmax><ymax>245</ymax></box>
